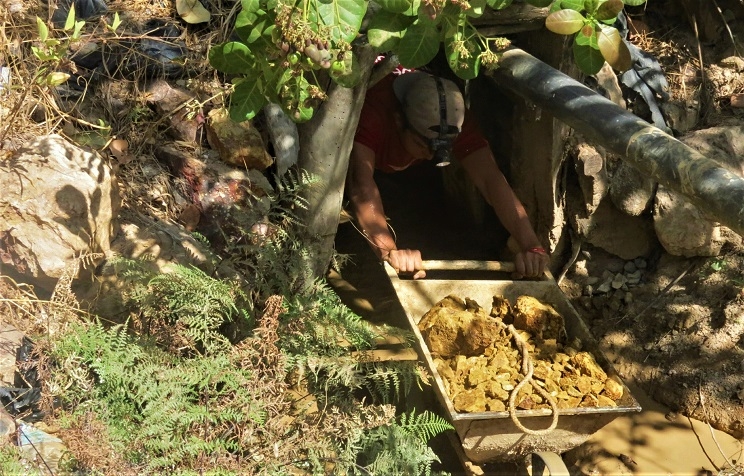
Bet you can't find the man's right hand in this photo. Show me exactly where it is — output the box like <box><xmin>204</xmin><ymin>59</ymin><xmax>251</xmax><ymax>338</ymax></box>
<box><xmin>385</xmin><ymin>249</ymin><xmax>426</xmax><ymax>279</ymax></box>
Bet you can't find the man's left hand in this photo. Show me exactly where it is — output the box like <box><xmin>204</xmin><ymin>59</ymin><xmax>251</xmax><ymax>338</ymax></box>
<box><xmin>514</xmin><ymin>248</ymin><xmax>549</xmax><ymax>279</ymax></box>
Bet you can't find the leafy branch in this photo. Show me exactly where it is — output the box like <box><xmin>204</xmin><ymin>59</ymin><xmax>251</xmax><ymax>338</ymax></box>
<box><xmin>209</xmin><ymin>0</ymin><xmax>647</xmax><ymax>123</ymax></box>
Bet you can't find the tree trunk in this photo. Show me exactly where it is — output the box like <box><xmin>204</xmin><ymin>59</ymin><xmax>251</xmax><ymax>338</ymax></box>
<box><xmin>296</xmin><ymin>44</ymin><xmax>377</xmax><ymax>280</ymax></box>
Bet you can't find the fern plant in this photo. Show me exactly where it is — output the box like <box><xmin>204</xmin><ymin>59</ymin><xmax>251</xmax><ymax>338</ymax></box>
<box><xmin>353</xmin><ymin>410</ymin><xmax>454</xmax><ymax>475</ymax></box>
<box><xmin>46</xmin><ymin>321</ymin><xmax>268</xmax><ymax>473</ymax></box>
<box><xmin>113</xmin><ymin>257</ymin><xmax>252</xmax><ymax>355</ymax></box>
<box><xmin>25</xmin><ymin>166</ymin><xmax>448</xmax><ymax>475</ymax></box>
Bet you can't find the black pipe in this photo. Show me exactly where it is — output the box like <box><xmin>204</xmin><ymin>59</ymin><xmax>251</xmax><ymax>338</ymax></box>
<box><xmin>487</xmin><ymin>48</ymin><xmax>744</xmax><ymax>237</ymax></box>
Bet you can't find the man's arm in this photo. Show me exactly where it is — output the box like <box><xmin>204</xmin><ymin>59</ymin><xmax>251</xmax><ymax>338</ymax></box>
<box><xmin>347</xmin><ymin>142</ymin><xmax>426</xmax><ymax>278</ymax></box>
<box><xmin>459</xmin><ymin>146</ymin><xmax>549</xmax><ymax>278</ymax></box>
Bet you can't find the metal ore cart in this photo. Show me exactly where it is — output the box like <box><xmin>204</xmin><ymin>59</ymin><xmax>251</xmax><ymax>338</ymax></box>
<box><xmin>383</xmin><ymin>260</ymin><xmax>642</xmax><ymax>474</ymax></box>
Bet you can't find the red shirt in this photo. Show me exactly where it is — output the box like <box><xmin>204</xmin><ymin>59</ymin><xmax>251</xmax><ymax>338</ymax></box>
<box><xmin>354</xmin><ymin>73</ymin><xmax>490</xmax><ymax>173</ymax></box>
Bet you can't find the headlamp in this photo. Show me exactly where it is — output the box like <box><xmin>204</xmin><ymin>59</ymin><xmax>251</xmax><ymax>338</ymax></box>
<box><xmin>427</xmin><ymin>77</ymin><xmax>459</xmax><ymax>167</ymax></box>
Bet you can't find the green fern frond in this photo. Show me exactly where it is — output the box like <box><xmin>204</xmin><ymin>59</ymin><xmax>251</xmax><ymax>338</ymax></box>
<box><xmin>360</xmin><ymin>361</ymin><xmax>422</xmax><ymax>404</ymax></box>
<box><xmin>397</xmin><ymin>409</ymin><xmax>454</xmax><ymax>443</ymax></box>
<box><xmin>353</xmin><ymin>410</ymin><xmax>451</xmax><ymax>476</ymax></box>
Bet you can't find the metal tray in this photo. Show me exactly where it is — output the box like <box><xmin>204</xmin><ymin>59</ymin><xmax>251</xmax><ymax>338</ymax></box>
<box><xmin>384</xmin><ymin>261</ymin><xmax>642</xmax><ymax>463</ymax></box>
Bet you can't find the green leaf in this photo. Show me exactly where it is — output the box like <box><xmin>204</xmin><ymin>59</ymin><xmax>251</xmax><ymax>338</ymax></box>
<box><xmin>36</xmin><ymin>17</ymin><xmax>48</xmax><ymax>43</ymax></box>
<box><xmin>573</xmin><ymin>38</ymin><xmax>604</xmax><ymax>75</ymax></box>
<box><xmin>622</xmin><ymin>0</ymin><xmax>646</xmax><ymax>5</ymax></box>
<box><xmin>560</xmin><ymin>0</ymin><xmax>584</xmax><ymax>11</ymax></box>
<box><xmin>240</xmin><ymin>0</ymin><xmax>261</xmax><ymax>13</ymax></box>
<box><xmin>330</xmin><ymin>50</ymin><xmax>362</xmax><ymax>88</ymax></box>
<box><xmin>234</xmin><ymin>9</ymin><xmax>261</xmax><ymax>43</ymax></box>
<box><xmin>368</xmin><ymin>11</ymin><xmax>416</xmax><ymax>52</ymax></box>
<box><xmin>445</xmin><ymin>25</ymin><xmax>481</xmax><ymax>79</ymax></box>
<box><xmin>597</xmin><ymin>24</ymin><xmax>631</xmax><ymax>71</ymax></box>
<box><xmin>396</xmin><ymin>20</ymin><xmax>440</xmax><ymax>68</ymax></box>
<box><xmin>31</xmin><ymin>45</ymin><xmax>55</xmax><ymax>61</ymax></box>
<box><xmin>596</xmin><ymin>0</ymin><xmax>623</xmax><ymax>20</ymax></box>
<box><xmin>574</xmin><ymin>24</ymin><xmax>597</xmax><ymax>46</ymax></box>
<box><xmin>545</xmin><ymin>9</ymin><xmax>586</xmax><ymax>35</ymax></box>
<box><xmin>549</xmin><ymin>0</ymin><xmax>564</xmax><ymax>12</ymax></box>
<box><xmin>465</xmin><ymin>0</ymin><xmax>487</xmax><ymax>17</ymax></box>
<box><xmin>376</xmin><ymin>0</ymin><xmax>416</xmax><ymax>14</ymax></box>
<box><xmin>208</xmin><ymin>42</ymin><xmax>255</xmax><ymax>74</ymax></box>
<box><xmin>109</xmin><ymin>12</ymin><xmax>122</xmax><ymax>32</ymax></box>
<box><xmin>487</xmin><ymin>0</ymin><xmax>513</xmax><ymax>8</ymax></box>
<box><xmin>245</xmin><ymin>18</ymin><xmax>268</xmax><ymax>44</ymax></box>
<box><xmin>45</xmin><ymin>71</ymin><xmax>70</xmax><ymax>86</ymax></box>
<box><xmin>311</xmin><ymin>0</ymin><xmax>367</xmax><ymax>44</ymax></box>
<box><xmin>176</xmin><ymin>0</ymin><xmax>211</xmax><ymax>24</ymax></box>
<box><xmin>583</xmin><ymin>0</ymin><xmax>598</xmax><ymax>14</ymax></box>
<box><xmin>524</xmin><ymin>0</ymin><xmax>553</xmax><ymax>6</ymax></box>
<box><xmin>230</xmin><ymin>77</ymin><xmax>266</xmax><ymax>122</ymax></box>
<box><xmin>64</xmin><ymin>4</ymin><xmax>76</xmax><ymax>31</ymax></box>
<box><xmin>72</xmin><ymin>20</ymin><xmax>85</xmax><ymax>40</ymax></box>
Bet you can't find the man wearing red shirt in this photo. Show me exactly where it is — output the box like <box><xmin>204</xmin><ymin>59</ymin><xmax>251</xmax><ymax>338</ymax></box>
<box><xmin>346</xmin><ymin>70</ymin><xmax>548</xmax><ymax>279</ymax></box>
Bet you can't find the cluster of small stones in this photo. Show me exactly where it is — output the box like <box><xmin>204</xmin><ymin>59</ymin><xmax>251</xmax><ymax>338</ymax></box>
<box><xmin>576</xmin><ymin>256</ymin><xmax>648</xmax><ymax>315</ymax></box>
<box><xmin>419</xmin><ymin>295</ymin><xmax>624</xmax><ymax>414</ymax></box>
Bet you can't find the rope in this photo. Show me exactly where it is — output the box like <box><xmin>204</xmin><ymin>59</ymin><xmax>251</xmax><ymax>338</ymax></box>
<box><xmin>345</xmin><ymin>212</ymin><xmax>398</xmax><ymax>257</ymax></box>
<box><xmin>506</xmin><ymin>324</ymin><xmax>560</xmax><ymax>436</ymax></box>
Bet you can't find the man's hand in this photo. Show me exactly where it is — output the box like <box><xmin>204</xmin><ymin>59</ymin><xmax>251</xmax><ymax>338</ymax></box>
<box><xmin>514</xmin><ymin>248</ymin><xmax>549</xmax><ymax>279</ymax></box>
<box><xmin>385</xmin><ymin>249</ymin><xmax>426</xmax><ymax>279</ymax></box>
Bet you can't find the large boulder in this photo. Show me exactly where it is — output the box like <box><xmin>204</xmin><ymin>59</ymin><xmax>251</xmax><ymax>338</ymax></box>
<box><xmin>654</xmin><ymin>124</ymin><xmax>744</xmax><ymax>256</ymax></box>
<box><xmin>0</xmin><ymin>135</ymin><xmax>119</xmax><ymax>293</ymax></box>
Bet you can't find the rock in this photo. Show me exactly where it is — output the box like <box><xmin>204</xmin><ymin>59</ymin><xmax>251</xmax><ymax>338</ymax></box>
<box><xmin>0</xmin><ymin>406</ymin><xmax>15</xmax><ymax>441</ymax></box>
<box><xmin>608</xmin><ymin>158</ymin><xmax>656</xmax><ymax>216</ymax></box>
<box><xmin>654</xmin><ymin>125</ymin><xmax>744</xmax><ymax>256</ymax></box>
<box><xmin>205</xmin><ymin>107</ymin><xmax>273</xmax><ymax>171</ymax></box>
<box><xmin>660</xmin><ymin>97</ymin><xmax>701</xmax><ymax>134</ymax></box>
<box><xmin>679</xmin><ymin>125</ymin><xmax>744</xmax><ymax>177</ymax></box>
<box><xmin>574</xmin><ymin>142</ymin><xmax>608</xmax><ymax>215</ymax></box>
<box><xmin>418</xmin><ymin>295</ymin><xmax>501</xmax><ymax>357</ymax></box>
<box><xmin>18</xmin><ymin>421</ymin><xmax>66</xmax><ymax>474</ymax></box>
<box><xmin>611</xmin><ymin>273</ymin><xmax>627</xmax><ymax>289</ymax></box>
<box><xmin>76</xmin><ymin>210</ymin><xmax>225</xmax><ymax>318</ymax></box>
<box><xmin>154</xmin><ymin>144</ymin><xmax>273</xmax><ymax>247</ymax></box>
<box><xmin>573</xmin><ymin>199</ymin><xmax>657</xmax><ymax>260</ymax></box>
<box><xmin>596</xmin><ymin>279</ymin><xmax>612</xmax><ymax>294</ymax></box>
<box><xmin>0</xmin><ymin>323</ymin><xmax>23</xmax><ymax>386</ymax></box>
<box><xmin>626</xmin><ymin>269</ymin><xmax>642</xmax><ymax>284</ymax></box>
<box><xmin>145</xmin><ymin>79</ymin><xmax>204</xmax><ymax>144</ymax></box>
<box><xmin>654</xmin><ymin>186</ymin><xmax>724</xmax><ymax>257</ymax></box>
<box><xmin>512</xmin><ymin>295</ymin><xmax>564</xmax><ymax>341</ymax></box>
<box><xmin>623</xmin><ymin>261</ymin><xmax>637</xmax><ymax>273</ymax></box>
<box><xmin>0</xmin><ymin>135</ymin><xmax>119</xmax><ymax>294</ymax></box>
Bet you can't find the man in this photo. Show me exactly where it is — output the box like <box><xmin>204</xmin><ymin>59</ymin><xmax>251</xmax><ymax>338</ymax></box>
<box><xmin>346</xmin><ymin>70</ymin><xmax>549</xmax><ymax>279</ymax></box>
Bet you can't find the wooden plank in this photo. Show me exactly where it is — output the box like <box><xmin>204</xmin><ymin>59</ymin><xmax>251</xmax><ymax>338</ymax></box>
<box><xmin>423</xmin><ymin>260</ymin><xmax>516</xmax><ymax>273</ymax></box>
<box><xmin>350</xmin><ymin>347</ymin><xmax>419</xmax><ymax>362</ymax></box>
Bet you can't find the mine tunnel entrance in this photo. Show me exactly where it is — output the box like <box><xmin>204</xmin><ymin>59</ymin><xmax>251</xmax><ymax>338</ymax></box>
<box><xmin>334</xmin><ymin>54</ymin><xmax>522</xmax><ymax>270</ymax></box>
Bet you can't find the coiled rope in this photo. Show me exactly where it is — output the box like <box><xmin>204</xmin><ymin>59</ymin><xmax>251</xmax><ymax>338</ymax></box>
<box><xmin>506</xmin><ymin>324</ymin><xmax>560</xmax><ymax>435</ymax></box>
